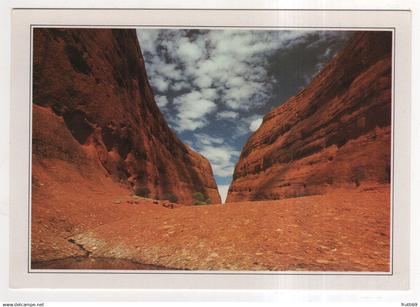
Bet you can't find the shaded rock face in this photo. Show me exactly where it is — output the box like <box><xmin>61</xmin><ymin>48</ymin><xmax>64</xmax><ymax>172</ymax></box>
<box><xmin>227</xmin><ymin>31</ymin><xmax>392</xmax><ymax>202</ymax></box>
<box><xmin>32</xmin><ymin>28</ymin><xmax>220</xmax><ymax>204</ymax></box>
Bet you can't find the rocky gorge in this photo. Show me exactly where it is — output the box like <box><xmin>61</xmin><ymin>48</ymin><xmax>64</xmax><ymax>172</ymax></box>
<box><xmin>31</xmin><ymin>29</ymin><xmax>391</xmax><ymax>271</ymax></box>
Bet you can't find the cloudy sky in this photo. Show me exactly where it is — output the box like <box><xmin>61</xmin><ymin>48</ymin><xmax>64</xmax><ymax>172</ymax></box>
<box><xmin>136</xmin><ymin>29</ymin><xmax>353</xmax><ymax>203</ymax></box>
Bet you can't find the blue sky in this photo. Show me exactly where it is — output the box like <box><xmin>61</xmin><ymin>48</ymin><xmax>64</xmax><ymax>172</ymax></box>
<box><xmin>136</xmin><ymin>29</ymin><xmax>352</xmax><ymax>202</ymax></box>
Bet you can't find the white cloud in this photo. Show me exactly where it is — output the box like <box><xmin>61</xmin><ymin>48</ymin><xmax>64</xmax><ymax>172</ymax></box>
<box><xmin>216</xmin><ymin>111</ymin><xmax>239</xmax><ymax>120</ymax></box>
<box><xmin>194</xmin><ymin>74</ymin><xmax>213</xmax><ymax>88</ymax></box>
<box><xmin>229</xmin><ymin>115</ymin><xmax>264</xmax><ymax>138</ymax></box>
<box><xmin>172</xmin><ymin>81</ymin><xmax>190</xmax><ymax>91</ymax></box>
<box><xmin>226</xmin><ymin>76</ymin><xmax>246</xmax><ymax>88</ymax></box>
<box><xmin>194</xmin><ymin>133</ymin><xmax>224</xmax><ymax>146</ymax></box>
<box><xmin>157</xmin><ymin>63</ymin><xmax>183</xmax><ymax>81</ymax></box>
<box><xmin>189</xmin><ymin>133</ymin><xmax>240</xmax><ymax>178</ymax></box>
<box><xmin>249</xmin><ymin>117</ymin><xmax>263</xmax><ymax>131</ymax></box>
<box><xmin>173</xmin><ymin>92</ymin><xmax>217</xmax><ymax>132</ymax></box>
<box><xmin>201</xmin><ymin>88</ymin><xmax>217</xmax><ymax>100</ymax></box>
<box><xmin>223</xmin><ymin>81</ymin><xmax>266</xmax><ymax>110</ymax></box>
<box><xmin>177</xmin><ymin>37</ymin><xmax>205</xmax><ymax>63</ymax></box>
<box><xmin>136</xmin><ymin>30</ymin><xmax>160</xmax><ymax>55</ymax></box>
<box><xmin>217</xmin><ymin>185</ymin><xmax>230</xmax><ymax>204</ymax></box>
<box><xmin>197</xmin><ymin>145</ymin><xmax>240</xmax><ymax>178</ymax></box>
<box><xmin>152</xmin><ymin>77</ymin><xmax>170</xmax><ymax>92</ymax></box>
<box><xmin>155</xmin><ymin>96</ymin><xmax>169</xmax><ymax>109</ymax></box>
<box><xmin>323</xmin><ymin>47</ymin><xmax>332</xmax><ymax>58</ymax></box>
<box><xmin>136</xmin><ymin>28</ymin><xmax>328</xmax><ymax>130</ymax></box>
<box><xmin>232</xmin><ymin>121</ymin><xmax>250</xmax><ymax>138</ymax></box>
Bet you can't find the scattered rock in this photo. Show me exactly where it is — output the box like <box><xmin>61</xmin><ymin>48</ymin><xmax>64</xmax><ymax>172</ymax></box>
<box><xmin>162</xmin><ymin>202</ymin><xmax>175</xmax><ymax>209</ymax></box>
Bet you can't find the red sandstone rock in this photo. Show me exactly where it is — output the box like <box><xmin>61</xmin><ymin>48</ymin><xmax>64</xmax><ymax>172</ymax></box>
<box><xmin>35</xmin><ymin>186</ymin><xmax>390</xmax><ymax>271</ymax></box>
<box><xmin>32</xmin><ymin>28</ymin><xmax>220</xmax><ymax>205</ymax></box>
<box><xmin>226</xmin><ymin>31</ymin><xmax>392</xmax><ymax>202</ymax></box>
<box><xmin>31</xmin><ymin>30</ymin><xmax>390</xmax><ymax>271</ymax></box>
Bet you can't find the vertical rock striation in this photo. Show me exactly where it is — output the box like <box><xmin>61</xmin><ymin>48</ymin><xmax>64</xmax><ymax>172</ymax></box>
<box><xmin>227</xmin><ymin>31</ymin><xmax>392</xmax><ymax>202</ymax></box>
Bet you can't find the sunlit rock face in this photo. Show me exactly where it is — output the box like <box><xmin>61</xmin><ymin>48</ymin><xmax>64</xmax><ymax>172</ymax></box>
<box><xmin>32</xmin><ymin>28</ymin><xmax>221</xmax><ymax>205</ymax></box>
<box><xmin>227</xmin><ymin>31</ymin><xmax>392</xmax><ymax>202</ymax></box>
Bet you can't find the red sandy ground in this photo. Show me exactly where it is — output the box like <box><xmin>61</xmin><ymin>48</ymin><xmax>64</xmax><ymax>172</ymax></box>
<box><xmin>32</xmin><ymin>168</ymin><xmax>390</xmax><ymax>271</ymax></box>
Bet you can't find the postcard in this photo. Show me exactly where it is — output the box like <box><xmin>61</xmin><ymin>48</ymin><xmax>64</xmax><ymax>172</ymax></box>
<box><xmin>9</xmin><ymin>8</ymin><xmax>411</xmax><ymax>289</ymax></box>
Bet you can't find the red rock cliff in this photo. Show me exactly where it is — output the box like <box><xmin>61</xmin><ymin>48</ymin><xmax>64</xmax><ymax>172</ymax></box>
<box><xmin>32</xmin><ymin>28</ymin><xmax>221</xmax><ymax>204</ymax></box>
<box><xmin>227</xmin><ymin>31</ymin><xmax>392</xmax><ymax>202</ymax></box>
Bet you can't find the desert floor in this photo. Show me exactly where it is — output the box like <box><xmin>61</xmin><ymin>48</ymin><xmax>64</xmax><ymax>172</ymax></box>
<box><xmin>31</xmin><ymin>179</ymin><xmax>390</xmax><ymax>272</ymax></box>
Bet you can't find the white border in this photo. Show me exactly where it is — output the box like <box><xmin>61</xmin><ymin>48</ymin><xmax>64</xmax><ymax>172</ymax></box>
<box><xmin>9</xmin><ymin>8</ymin><xmax>411</xmax><ymax>290</ymax></box>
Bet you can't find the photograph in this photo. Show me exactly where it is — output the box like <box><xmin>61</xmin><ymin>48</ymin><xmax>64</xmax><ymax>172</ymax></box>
<box><xmin>30</xmin><ymin>27</ymin><xmax>392</xmax><ymax>272</ymax></box>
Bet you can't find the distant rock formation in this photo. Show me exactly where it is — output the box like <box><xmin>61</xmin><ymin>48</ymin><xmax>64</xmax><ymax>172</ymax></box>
<box><xmin>227</xmin><ymin>31</ymin><xmax>392</xmax><ymax>202</ymax></box>
<box><xmin>32</xmin><ymin>28</ymin><xmax>220</xmax><ymax>204</ymax></box>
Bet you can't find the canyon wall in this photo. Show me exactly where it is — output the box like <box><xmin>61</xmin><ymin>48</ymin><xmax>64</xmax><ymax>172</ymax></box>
<box><xmin>227</xmin><ymin>31</ymin><xmax>392</xmax><ymax>202</ymax></box>
<box><xmin>32</xmin><ymin>28</ymin><xmax>220</xmax><ymax>205</ymax></box>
